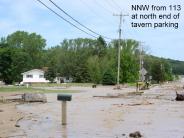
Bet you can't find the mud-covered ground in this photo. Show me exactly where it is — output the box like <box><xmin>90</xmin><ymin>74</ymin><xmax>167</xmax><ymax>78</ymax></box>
<box><xmin>1</xmin><ymin>82</ymin><xmax>184</xmax><ymax>138</ymax></box>
<box><xmin>0</xmin><ymin>93</ymin><xmax>24</xmax><ymax>138</ymax></box>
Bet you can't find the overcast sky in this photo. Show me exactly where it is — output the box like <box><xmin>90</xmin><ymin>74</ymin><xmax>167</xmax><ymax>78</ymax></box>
<box><xmin>0</xmin><ymin>0</ymin><xmax>183</xmax><ymax>61</ymax></box>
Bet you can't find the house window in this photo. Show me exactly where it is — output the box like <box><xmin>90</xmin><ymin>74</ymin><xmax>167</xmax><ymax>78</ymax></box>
<box><xmin>26</xmin><ymin>75</ymin><xmax>33</xmax><ymax>78</ymax></box>
<box><xmin>39</xmin><ymin>75</ymin><xmax>44</xmax><ymax>78</ymax></box>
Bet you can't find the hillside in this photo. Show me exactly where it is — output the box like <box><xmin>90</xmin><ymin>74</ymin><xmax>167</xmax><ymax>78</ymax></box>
<box><xmin>167</xmin><ymin>59</ymin><xmax>184</xmax><ymax>75</ymax></box>
<box><xmin>145</xmin><ymin>55</ymin><xmax>184</xmax><ymax>75</ymax></box>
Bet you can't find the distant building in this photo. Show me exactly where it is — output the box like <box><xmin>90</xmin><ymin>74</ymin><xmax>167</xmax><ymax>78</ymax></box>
<box><xmin>21</xmin><ymin>69</ymin><xmax>73</xmax><ymax>84</ymax></box>
<box><xmin>55</xmin><ymin>77</ymin><xmax>73</xmax><ymax>84</ymax></box>
<box><xmin>21</xmin><ymin>69</ymin><xmax>49</xmax><ymax>83</ymax></box>
<box><xmin>0</xmin><ymin>80</ymin><xmax>5</xmax><ymax>85</ymax></box>
<box><xmin>139</xmin><ymin>67</ymin><xmax>147</xmax><ymax>81</ymax></box>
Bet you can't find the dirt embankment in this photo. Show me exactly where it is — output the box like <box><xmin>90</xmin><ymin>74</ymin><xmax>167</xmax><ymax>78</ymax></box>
<box><xmin>0</xmin><ymin>93</ymin><xmax>24</xmax><ymax>137</ymax></box>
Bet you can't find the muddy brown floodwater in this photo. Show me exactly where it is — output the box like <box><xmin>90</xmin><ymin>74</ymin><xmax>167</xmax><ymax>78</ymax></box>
<box><xmin>13</xmin><ymin>83</ymin><xmax>184</xmax><ymax>138</ymax></box>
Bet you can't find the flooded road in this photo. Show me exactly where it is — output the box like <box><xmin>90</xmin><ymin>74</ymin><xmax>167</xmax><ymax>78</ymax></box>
<box><xmin>15</xmin><ymin>85</ymin><xmax>184</xmax><ymax>138</ymax></box>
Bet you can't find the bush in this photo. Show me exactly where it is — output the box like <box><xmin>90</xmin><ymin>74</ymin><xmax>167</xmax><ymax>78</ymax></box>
<box><xmin>102</xmin><ymin>69</ymin><xmax>115</xmax><ymax>85</ymax></box>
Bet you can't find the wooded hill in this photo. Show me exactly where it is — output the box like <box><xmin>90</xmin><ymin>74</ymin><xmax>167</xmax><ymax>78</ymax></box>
<box><xmin>0</xmin><ymin>31</ymin><xmax>183</xmax><ymax>84</ymax></box>
<box><xmin>167</xmin><ymin>58</ymin><xmax>184</xmax><ymax>75</ymax></box>
<box><xmin>145</xmin><ymin>55</ymin><xmax>184</xmax><ymax>75</ymax></box>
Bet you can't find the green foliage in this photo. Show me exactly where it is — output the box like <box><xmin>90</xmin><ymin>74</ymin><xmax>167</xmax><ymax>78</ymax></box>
<box><xmin>144</xmin><ymin>55</ymin><xmax>173</xmax><ymax>83</ymax></box>
<box><xmin>0</xmin><ymin>43</ymin><xmax>13</xmax><ymax>84</ymax></box>
<box><xmin>166</xmin><ymin>59</ymin><xmax>184</xmax><ymax>75</ymax></box>
<box><xmin>119</xmin><ymin>39</ymin><xmax>139</xmax><ymax>83</ymax></box>
<box><xmin>53</xmin><ymin>38</ymin><xmax>95</xmax><ymax>82</ymax></box>
<box><xmin>87</xmin><ymin>56</ymin><xmax>101</xmax><ymax>84</ymax></box>
<box><xmin>151</xmin><ymin>60</ymin><xmax>164</xmax><ymax>83</ymax></box>
<box><xmin>7</xmin><ymin>31</ymin><xmax>46</xmax><ymax>68</ymax></box>
<box><xmin>0</xmin><ymin>31</ymin><xmax>178</xmax><ymax>85</ymax></box>
<box><xmin>94</xmin><ymin>36</ymin><xmax>107</xmax><ymax>57</ymax></box>
<box><xmin>44</xmin><ymin>67</ymin><xmax>56</xmax><ymax>83</ymax></box>
<box><xmin>0</xmin><ymin>31</ymin><xmax>46</xmax><ymax>84</ymax></box>
<box><xmin>0</xmin><ymin>86</ymin><xmax>78</xmax><ymax>93</ymax></box>
<box><xmin>102</xmin><ymin>69</ymin><xmax>115</xmax><ymax>85</ymax></box>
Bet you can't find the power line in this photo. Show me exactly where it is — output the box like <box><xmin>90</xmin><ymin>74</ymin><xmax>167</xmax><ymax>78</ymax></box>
<box><xmin>111</xmin><ymin>0</ymin><xmax>129</xmax><ymax>15</ymax></box>
<box><xmin>111</xmin><ymin>0</ymin><xmax>122</xmax><ymax>11</ymax></box>
<box><xmin>93</xmin><ymin>0</ymin><xmax>114</xmax><ymax>14</ymax></box>
<box><xmin>49</xmin><ymin>0</ymin><xmax>112</xmax><ymax>40</ymax></box>
<box><xmin>78</xmin><ymin>0</ymin><xmax>117</xmax><ymax>26</ymax></box>
<box><xmin>106</xmin><ymin>0</ymin><xmax>120</xmax><ymax>12</ymax></box>
<box><xmin>36</xmin><ymin>0</ymin><xmax>97</xmax><ymax>38</ymax></box>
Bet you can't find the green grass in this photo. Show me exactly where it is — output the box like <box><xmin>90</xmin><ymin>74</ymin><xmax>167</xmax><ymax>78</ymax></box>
<box><xmin>0</xmin><ymin>86</ymin><xmax>79</xmax><ymax>93</ymax></box>
<box><xmin>127</xmin><ymin>82</ymin><xmax>137</xmax><ymax>87</ymax></box>
<box><xmin>31</xmin><ymin>83</ymin><xmax>94</xmax><ymax>87</ymax></box>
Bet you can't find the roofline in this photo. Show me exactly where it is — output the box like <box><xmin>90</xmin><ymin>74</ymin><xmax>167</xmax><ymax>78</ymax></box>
<box><xmin>21</xmin><ymin>69</ymin><xmax>44</xmax><ymax>75</ymax></box>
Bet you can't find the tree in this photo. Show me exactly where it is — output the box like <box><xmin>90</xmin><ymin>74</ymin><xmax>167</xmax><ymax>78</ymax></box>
<box><xmin>151</xmin><ymin>60</ymin><xmax>164</xmax><ymax>83</ymax></box>
<box><xmin>0</xmin><ymin>45</ymin><xmax>12</xmax><ymax>84</ymax></box>
<box><xmin>94</xmin><ymin>36</ymin><xmax>107</xmax><ymax>57</ymax></box>
<box><xmin>102</xmin><ymin>69</ymin><xmax>115</xmax><ymax>85</ymax></box>
<box><xmin>54</xmin><ymin>38</ymin><xmax>95</xmax><ymax>82</ymax></box>
<box><xmin>0</xmin><ymin>31</ymin><xmax>47</xmax><ymax>84</ymax></box>
<box><xmin>87</xmin><ymin>56</ymin><xmax>101</xmax><ymax>84</ymax></box>
<box><xmin>0</xmin><ymin>41</ymin><xmax>31</xmax><ymax>83</ymax></box>
<box><xmin>10</xmin><ymin>48</ymin><xmax>30</xmax><ymax>82</ymax></box>
<box><xmin>44</xmin><ymin>67</ymin><xmax>56</xmax><ymax>83</ymax></box>
<box><xmin>112</xmin><ymin>39</ymin><xmax>139</xmax><ymax>83</ymax></box>
<box><xmin>7</xmin><ymin>31</ymin><xmax>46</xmax><ymax>68</ymax></box>
<box><xmin>144</xmin><ymin>55</ymin><xmax>173</xmax><ymax>83</ymax></box>
<box><xmin>151</xmin><ymin>59</ymin><xmax>173</xmax><ymax>83</ymax></box>
<box><xmin>0</xmin><ymin>31</ymin><xmax>176</xmax><ymax>84</ymax></box>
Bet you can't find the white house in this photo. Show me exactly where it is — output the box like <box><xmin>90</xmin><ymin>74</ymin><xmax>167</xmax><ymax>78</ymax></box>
<box><xmin>55</xmin><ymin>77</ymin><xmax>73</xmax><ymax>84</ymax></box>
<box><xmin>21</xmin><ymin>69</ymin><xmax>49</xmax><ymax>83</ymax></box>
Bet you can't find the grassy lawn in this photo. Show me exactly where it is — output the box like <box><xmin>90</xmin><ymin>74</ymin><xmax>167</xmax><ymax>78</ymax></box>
<box><xmin>0</xmin><ymin>86</ymin><xmax>79</xmax><ymax>93</ymax></box>
<box><xmin>127</xmin><ymin>82</ymin><xmax>137</xmax><ymax>87</ymax></box>
<box><xmin>31</xmin><ymin>83</ymin><xmax>94</xmax><ymax>87</ymax></box>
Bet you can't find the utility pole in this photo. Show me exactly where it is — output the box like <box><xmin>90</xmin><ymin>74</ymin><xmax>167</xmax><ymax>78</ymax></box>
<box><xmin>139</xmin><ymin>41</ymin><xmax>144</xmax><ymax>81</ymax></box>
<box><xmin>113</xmin><ymin>12</ymin><xmax>128</xmax><ymax>88</ymax></box>
<box><xmin>137</xmin><ymin>41</ymin><xmax>145</xmax><ymax>92</ymax></box>
<box><xmin>160</xmin><ymin>63</ymin><xmax>164</xmax><ymax>83</ymax></box>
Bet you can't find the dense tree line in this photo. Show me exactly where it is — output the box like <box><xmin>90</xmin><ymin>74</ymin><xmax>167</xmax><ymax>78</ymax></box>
<box><xmin>0</xmin><ymin>31</ymin><xmax>177</xmax><ymax>84</ymax></box>
<box><xmin>166</xmin><ymin>59</ymin><xmax>184</xmax><ymax>75</ymax></box>
<box><xmin>144</xmin><ymin>55</ymin><xmax>173</xmax><ymax>83</ymax></box>
<box><xmin>0</xmin><ymin>31</ymin><xmax>46</xmax><ymax>84</ymax></box>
